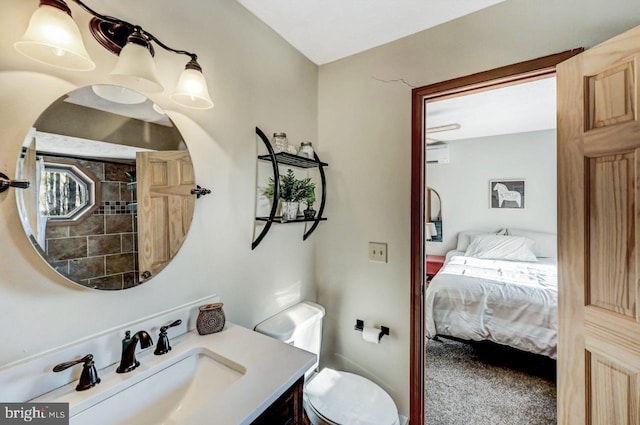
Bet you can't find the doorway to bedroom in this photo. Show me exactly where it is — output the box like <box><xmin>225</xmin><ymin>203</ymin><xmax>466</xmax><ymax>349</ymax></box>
<box><xmin>425</xmin><ymin>74</ymin><xmax>558</xmax><ymax>425</ymax></box>
<box><xmin>409</xmin><ymin>50</ymin><xmax>582</xmax><ymax>425</ymax></box>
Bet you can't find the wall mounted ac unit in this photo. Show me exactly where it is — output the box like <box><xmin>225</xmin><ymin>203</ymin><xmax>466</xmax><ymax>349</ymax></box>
<box><xmin>426</xmin><ymin>144</ymin><xmax>450</xmax><ymax>164</ymax></box>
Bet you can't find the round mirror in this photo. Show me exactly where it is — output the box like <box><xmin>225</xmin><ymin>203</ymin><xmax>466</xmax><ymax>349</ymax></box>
<box><xmin>16</xmin><ymin>85</ymin><xmax>196</xmax><ymax>290</ymax></box>
<box><xmin>426</xmin><ymin>187</ymin><xmax>442</xmax><ymax>242</ymax></box>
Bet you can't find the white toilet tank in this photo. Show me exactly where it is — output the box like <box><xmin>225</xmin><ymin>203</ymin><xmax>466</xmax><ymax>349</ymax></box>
<box><xmin>255</xmin><ymin>302</ymin><xmax>401</xmax><ymax>425</ymax></box>
<box><xmin>254</xmin><ymin>301</ymin><xmax>325</xmax><ymax>374</ymax></box>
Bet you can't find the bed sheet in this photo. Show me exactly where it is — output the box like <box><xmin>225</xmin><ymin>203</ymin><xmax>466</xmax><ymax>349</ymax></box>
<box><xmin>425</xmin><ymin>251</ymin><xmax>558</xmax><ymax>358</ymax></box>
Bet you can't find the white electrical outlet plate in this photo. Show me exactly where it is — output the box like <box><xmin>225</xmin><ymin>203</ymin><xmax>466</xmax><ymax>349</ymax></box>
<box><xmin>369</xmin><ymin>242</ymin><xmax>388</xmax><ymax>263</ymax></box>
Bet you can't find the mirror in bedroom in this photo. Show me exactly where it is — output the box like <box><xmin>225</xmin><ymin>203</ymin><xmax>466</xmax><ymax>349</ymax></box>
<box><xmin>426</xmin><ymin>187</ymin><xmax>442</xmax><ymax>242</ymax></box>
<box><xmin>16</xmin><ymin>85</ymin><xmax>197</xmax><ymax>291</ymax></box>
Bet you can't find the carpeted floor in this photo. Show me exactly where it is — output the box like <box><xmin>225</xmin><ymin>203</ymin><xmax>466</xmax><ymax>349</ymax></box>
<box><xmin>425</xmin><ymin>337</ymin><xmax>557</xmax><ymax>425</ymax></box>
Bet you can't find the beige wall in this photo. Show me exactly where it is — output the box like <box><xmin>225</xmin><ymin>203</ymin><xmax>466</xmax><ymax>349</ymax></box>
<box><xmin>0</xmin><ymin>0</ymin><xmax>317</xmax><ymax>366</ymax></box>
<box><xmin>427</xmin><ymin>130</ymin><xmax>557</xmax><ymax>256</ymax></box>
<box><xmin>3</xmin><ymin>0</ymin><xmax>640</xmax><ymax>419</ymax></box>
<box><xmin>317</xmin><ymin>0</ymin><xmax>640</xmax><ymax>416</ymax></box>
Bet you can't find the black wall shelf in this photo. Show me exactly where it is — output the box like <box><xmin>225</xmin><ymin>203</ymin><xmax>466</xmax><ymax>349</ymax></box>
<box><xmin>257</xmin><ymin>152</ymin><xmax>328</xmax><ymax>169</ymax></box>
<box><xmin>252</xmin><ymin>126</ymin><xmax>328</xmax><ymax>250</ymax></box>
<box><xmin>256</xmin><ymin>217</ymin><xmax>328</xmax><ymax>223</ymax></box>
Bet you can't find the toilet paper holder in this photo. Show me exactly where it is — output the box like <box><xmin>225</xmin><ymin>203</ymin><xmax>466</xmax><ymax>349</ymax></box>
<box><xmin>354</xmin><ymin>319</ymin><xmax>390</xmax><ymax>341</ymax></box>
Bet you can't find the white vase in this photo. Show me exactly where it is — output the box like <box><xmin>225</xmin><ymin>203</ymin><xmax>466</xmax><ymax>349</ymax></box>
<box><xmin>281</xmin><ymin>201</ymin><xmax>299</xmax><ymax>222</ymax></box>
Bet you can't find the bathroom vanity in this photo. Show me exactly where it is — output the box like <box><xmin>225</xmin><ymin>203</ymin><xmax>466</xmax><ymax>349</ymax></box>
<box><xmin>252</xmin><ymin>376</ymin><xmax>306</xmax><ymax>425</ymax></box>
<box><xmin>0</xmin><ymin>296</ymin><xmax>315</xmax><ymax>425</ymax></box>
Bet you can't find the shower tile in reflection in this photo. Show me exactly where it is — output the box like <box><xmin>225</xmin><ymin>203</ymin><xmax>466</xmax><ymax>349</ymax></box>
<box><xmin>105</xmin><ymin>163</ymin><xmax>131</xmax><ymax>182</ymax></box>
<box><xmin>47</xmin><ymin>237</ymin><xmax>87</xmax><ymax>261</ymax></box>
<box><xmin>123</xmin><ymin>272</ymin><xmax>139</xmax><ymax>289</ymax></box>
<box><xmin>88</xmin><ymin>234</ymin><xmax>122</xmax><ymax>256</ymax></box>
<box><xmin>101</xmin><ymin>182</ymin><xmax>120</xmax><ymax>202</ymax></box>
<box><xmin>68</xmin><ymin>256</ymin><xmax>105</xmax><ymax>280</ymax></box>
<box><xmin>77</xmin><ymin>160</ymin><xmax>104</xmax><ymax>181</ymax></box>
<box><xmin>106</xmin><ymin>215</ymin><xmax>134</xmax><ymax>234</ymax></box>
<box><xmin>106</xmin><ymin>253</ymin><xmax>135</xmax><ymax>275</ymax></box>
<box><xmin>50</xmin><ymin>260</ymin><xmax>70</xmax><ymax>275</ymax></box>
<box><xmin>121</xmin><ymin>233</ymin><xmax>135</xmax><ymax>253</ymax></box>
<box><xmin>69</xmin><ymin>215</ymin><xmax>105</xmax><ymax>237</ymax></box>
<box><xmin>89</xmin><ymin>274</ymin><xmax>124</xmax><ymax>290</ymax></box>
<box><xmin>46</xmin><ymin>225</ymin><xmax>69</xmax><ymax>239</ymax></box>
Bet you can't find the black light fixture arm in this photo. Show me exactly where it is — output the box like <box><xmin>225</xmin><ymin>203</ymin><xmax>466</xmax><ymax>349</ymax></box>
<box><xmin>66</xmin><ymin>0</ymin><xmax>121</xmax><ymax>27</ymax></box>
<box><xmin>65</xmin><ymin>0</ymin><xmax>199</xmax><ymax>60</ymax></box>
<box><xmin>140</xmin><ymin>31</ymin><xmax>197</xmax><ymax>60</ymax></box>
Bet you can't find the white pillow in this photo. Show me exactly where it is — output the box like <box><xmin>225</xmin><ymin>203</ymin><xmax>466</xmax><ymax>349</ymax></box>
<box><xmin>464</xmin><ymin>234</ymin><xmax>538</xmax><ymax>262</ymax></box>
<box><xmin>507</xmin><ymin>229</ymin><xmax>557</xmax><ymax>258</ymax></box>
<box><xmin>456</xmin><ymin>229</ymin><xmax>507</xmax><ymax>252</ymax></box>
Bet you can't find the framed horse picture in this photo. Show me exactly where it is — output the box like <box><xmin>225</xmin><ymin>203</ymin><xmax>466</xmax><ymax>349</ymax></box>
<box><xmin>490</xmin><ymin>179</ymin><xmax>525</xmax><ymax>209</ymax></box>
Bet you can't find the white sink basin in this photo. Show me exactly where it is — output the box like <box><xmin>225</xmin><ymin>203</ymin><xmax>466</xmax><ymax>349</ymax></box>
<box><xmin>67</xmin><ymin>348</ymin><xmax>245</xmax><ymax>425</ymax></box>
<box><xmin>20</xmin><ymin>323</ymin><xmax>315</xmax><ymax>425</ymax></box>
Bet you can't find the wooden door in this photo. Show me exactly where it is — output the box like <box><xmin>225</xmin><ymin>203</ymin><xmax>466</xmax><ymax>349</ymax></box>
<box><xmin>558</xmin><ymin>25</ymin><xmax>640</xmax><ymax>425</ymax></box>
<box><xmin>136</xmin><ymin>150</ymin><xmax>195</xmax><ymax>282</ymax></box>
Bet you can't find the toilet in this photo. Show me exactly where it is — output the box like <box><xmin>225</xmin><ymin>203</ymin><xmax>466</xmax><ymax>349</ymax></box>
<box><xmin>254</xmin><ymin>301</ymin><xmax>400</xmax><ymax>425</ymax></box>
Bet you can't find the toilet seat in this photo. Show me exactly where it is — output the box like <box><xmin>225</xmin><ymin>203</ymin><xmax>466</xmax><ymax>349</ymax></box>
<box><xmin>304</xmin><ymin>368</ymin><xmax>399</xmax><ymax>425</ymax></box>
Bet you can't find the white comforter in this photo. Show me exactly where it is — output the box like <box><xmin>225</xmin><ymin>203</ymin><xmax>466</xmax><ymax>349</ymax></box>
<box><xmin>425</xmin><ymin>251</ymin><xmax>558</xmax><ymax>358</ymax></box>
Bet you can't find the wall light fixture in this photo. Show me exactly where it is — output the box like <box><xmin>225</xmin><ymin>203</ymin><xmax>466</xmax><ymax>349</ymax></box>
<box><xmin>15</xmin><ymin>0</ymin><xmax>214</xmax><ymax>110</ymax></box>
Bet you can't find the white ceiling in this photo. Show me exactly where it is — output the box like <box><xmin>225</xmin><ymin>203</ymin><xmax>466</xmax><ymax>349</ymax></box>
<box><xmin>235</xmin><ymin>0</ymin><xmax>506</xmax><ymax>65</ymax></box>
<box><xmin>233</xmin><ymin>1</ymin><xmax>554</xmax><ymax>141</ymax></box>
<box><xmin>22</xmin><ymin>1</ymin><xmax>547</xmax><ymax>144</ymax></box>
<box><xmin>426</xmin><ymin>76</ymin><xmax>557</xmax><ymax>142</ymax></box>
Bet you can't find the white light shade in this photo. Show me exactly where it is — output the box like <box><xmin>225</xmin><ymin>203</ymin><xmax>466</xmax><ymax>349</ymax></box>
<box><xmin>110</xmin><ymin>42</ymin><xmax>163</xmax><ymax>93</ymax></box>
<box><xmin>91</xmin><ymin>85</ymin><xmax>146</xmax><ymax>105</ymax></box>
<box><xmin>426</xmin><ymin>222</ymin><xmax>438</xmax><ymax>239</ymax></box>
<box><xmin>171</xmin><ymin>68</ymin><xmax>214</xmax><ymax>110</ymax></box>
<box><xmin>14</xmin><ymin>4</ymin><xmax>95</xmax><ymax>71</ymax></box>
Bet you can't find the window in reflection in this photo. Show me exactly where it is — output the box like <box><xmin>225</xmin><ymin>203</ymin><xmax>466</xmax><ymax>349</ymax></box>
<box><xmin>38</xmin><ymin>160</ymin><xmax>99</xmax><ymax>224</ymax></box>
<box><xmin>40</xmin><ymin>167</ymin><xmax>88</xmax><ymax>218</ymax></box>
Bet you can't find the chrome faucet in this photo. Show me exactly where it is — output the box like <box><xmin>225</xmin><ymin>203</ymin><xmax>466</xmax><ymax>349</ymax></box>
<box><xmin>116</xmin><ymin>330</ymin><xmax>153</xmax><ymax>373</ymax></box>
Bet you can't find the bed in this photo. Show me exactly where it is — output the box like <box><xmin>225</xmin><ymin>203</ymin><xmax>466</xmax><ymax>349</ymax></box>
<box><xmin>425</xmin><ymin>229</ymin><xmax>558</xmax><ymax>358</ymax></box>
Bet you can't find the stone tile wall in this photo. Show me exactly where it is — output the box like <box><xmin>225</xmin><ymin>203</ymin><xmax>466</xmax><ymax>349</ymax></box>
<box><xmin>44</xmin><ymin>158</ymin><xmax>139</xmax><ymax>290</ymax></box>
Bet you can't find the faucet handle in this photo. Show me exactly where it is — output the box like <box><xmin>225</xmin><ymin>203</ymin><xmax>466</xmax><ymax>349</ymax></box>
<box><xmin>53</xmin><ymin>354</ymin><xmax>101</xmax><ymax>391</ymax></box>
<box><xmin>53</xmin><ymin>354</ymin><xmax>94</xmax><ymax>372</ymax></box>
<box><xmin>154</xmin><ymin>319</ymin><xmax>182</xmax><ymax>355</ymax></box>
<box><xmin>160</xmin><ymin>319</ymin><xmax>182</xmax><ymax>333</ymax></box>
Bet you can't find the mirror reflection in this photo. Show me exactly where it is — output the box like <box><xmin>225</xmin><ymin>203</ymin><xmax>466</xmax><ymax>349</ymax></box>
<box><xmin>16</xmin><ymin>85</ymin><xmax>195</xmax><ymax>290</ymax></box>
<box><xmin>426</xmin><ymin>187</ymin><xmax>442</xmax><ymax>242</ymax></box>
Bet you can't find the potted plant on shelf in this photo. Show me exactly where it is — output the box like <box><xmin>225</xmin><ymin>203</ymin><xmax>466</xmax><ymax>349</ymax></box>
<box><xmin>262</xmin><ymin>169</ymin><xmax>314</xmax><ymax>222</ymax></box>
<box><xmin>303</xmin><ymin>185</ymin><xmax>316</xmax><ymax>219</ymax></box>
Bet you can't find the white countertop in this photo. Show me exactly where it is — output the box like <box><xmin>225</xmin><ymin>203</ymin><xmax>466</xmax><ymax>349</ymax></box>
<box><xmin>180</xmin><ymin>323</ymin><xmax>315</xmax><ymax>424</ymax></box>
<box><xmin>34</xmin><ymin>323</ymin><xmax>316</xmax><ymax>425</ymax></box>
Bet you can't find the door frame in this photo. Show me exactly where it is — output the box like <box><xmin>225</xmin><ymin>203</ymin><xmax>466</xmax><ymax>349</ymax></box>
<box><xmin>409</xmin><ymin>49</ymin><xmax>582</xmax><ymax>425</ymax></box>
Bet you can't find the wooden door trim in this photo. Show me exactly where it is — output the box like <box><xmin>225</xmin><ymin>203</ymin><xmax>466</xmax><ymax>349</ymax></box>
<box><xmin>409</xmin><ymin>49</ymin><xmax>582</xmax><ymax>425</ymax></box>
